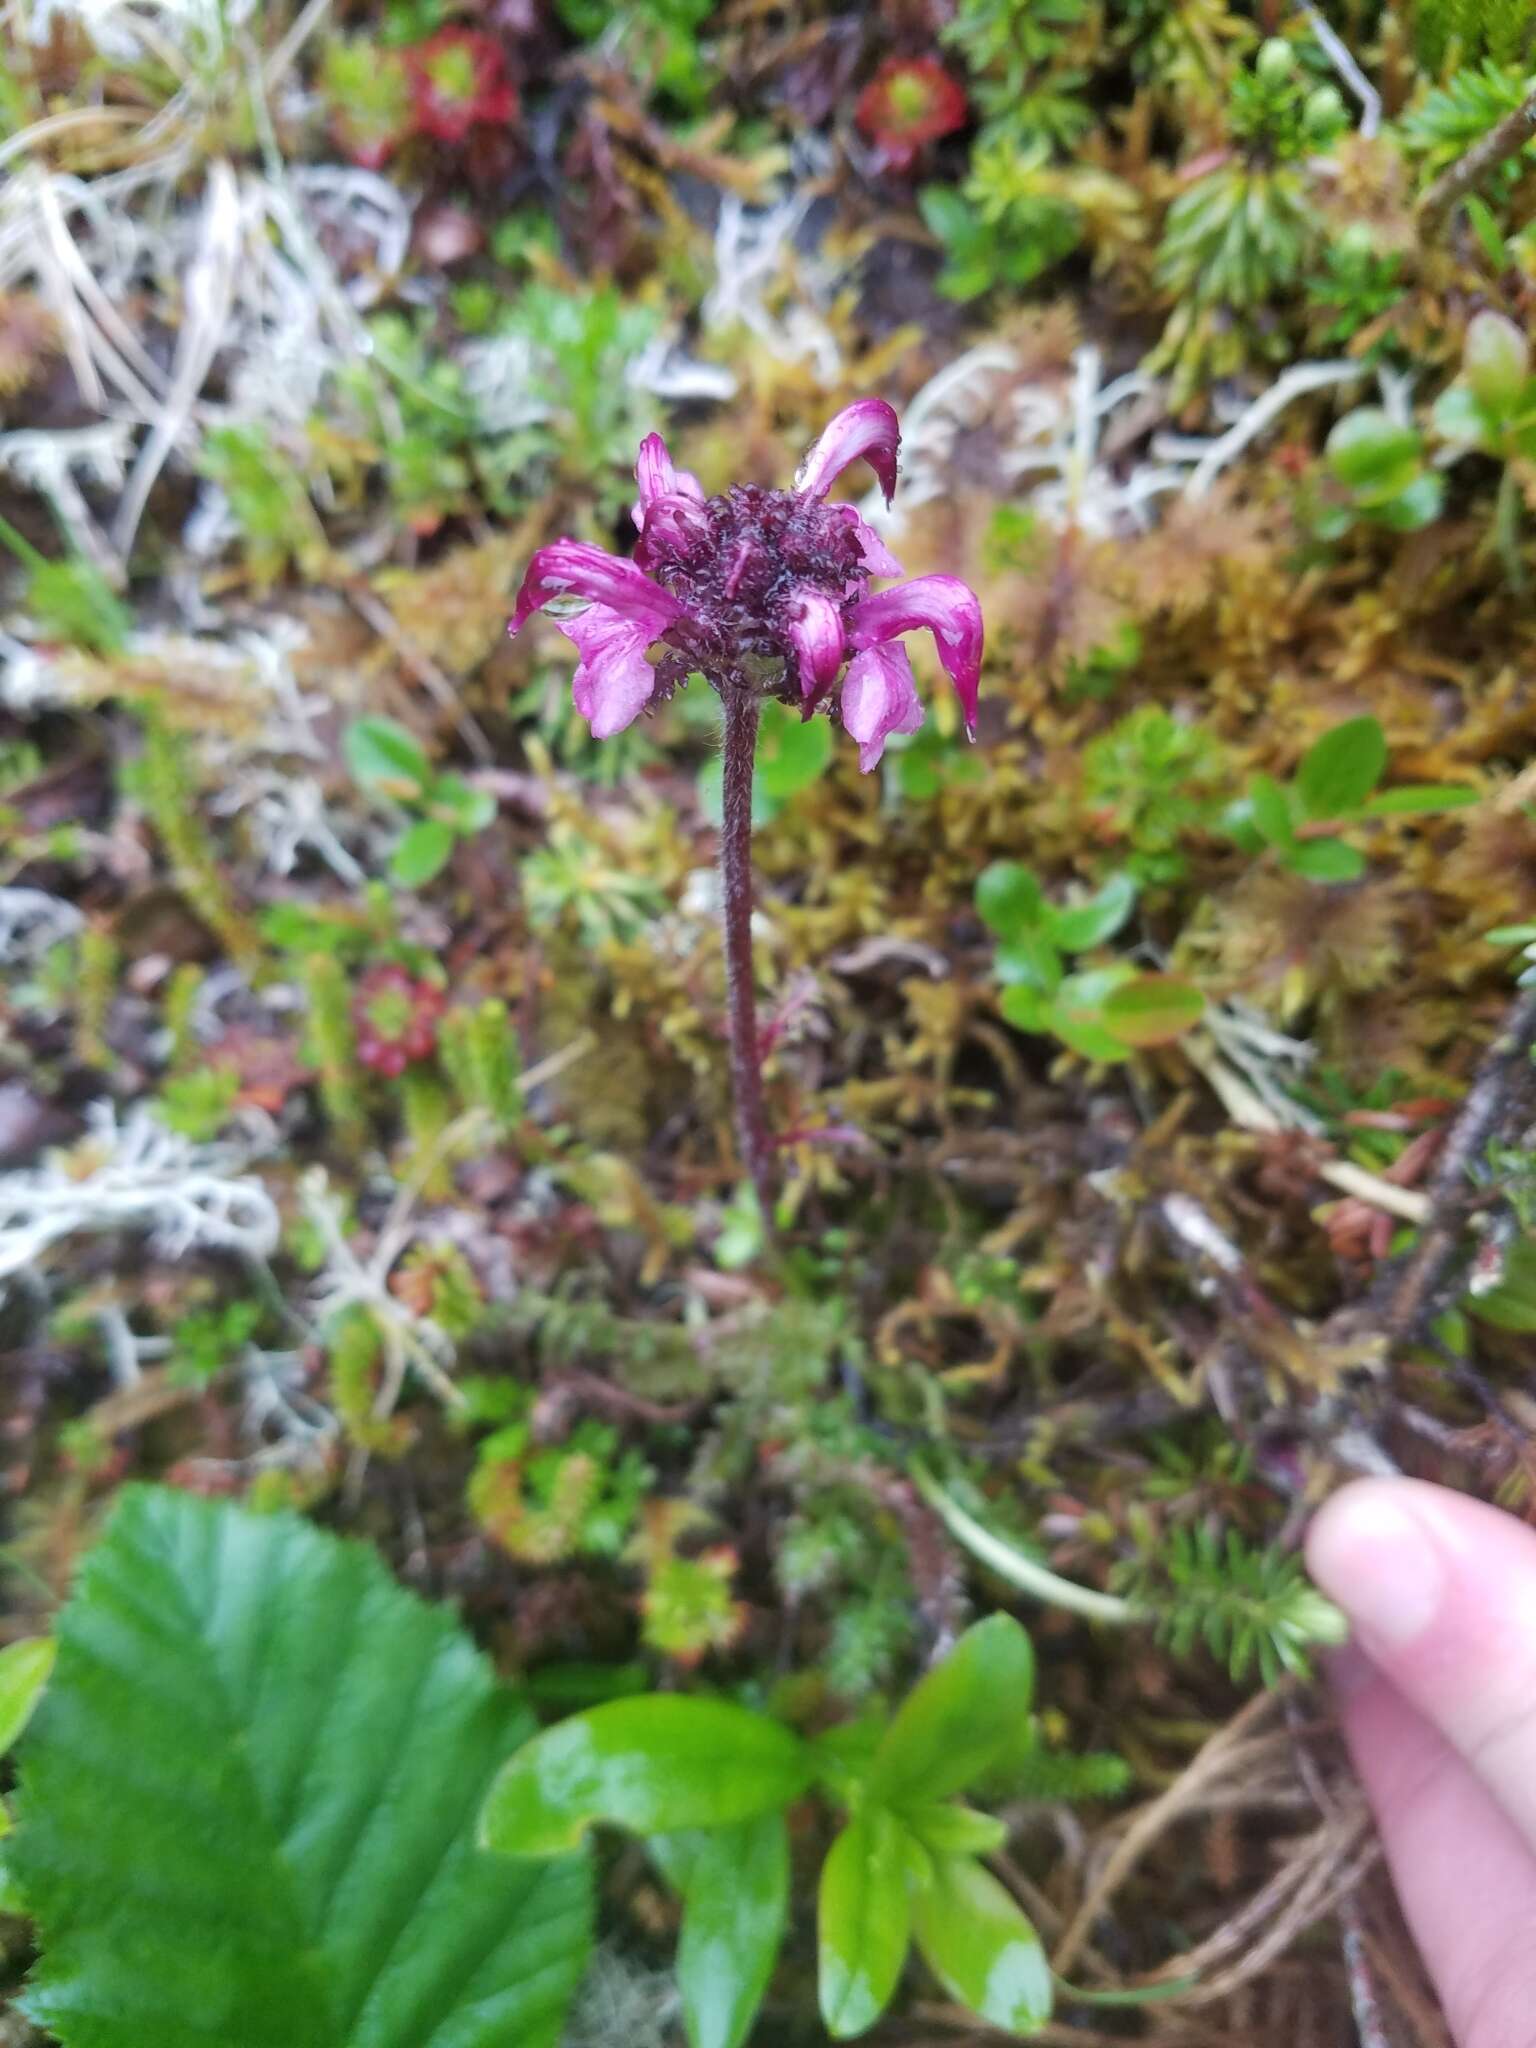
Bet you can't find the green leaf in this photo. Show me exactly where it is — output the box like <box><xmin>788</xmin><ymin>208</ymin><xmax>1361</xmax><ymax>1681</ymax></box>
<box><xmin>0</xmin><ymin>1639</ymin><xmax>54</xmax><ymax>1758</ymax></box>
<box><xmin>1100</xmin><ymin>974</ymin><xmax>1205</xmax><ymax>1047</ymax></box>
<box><xmin>345</xmin><ymin>715</ymin><xmax>433</xmax><ymax>795</ymax></box>
<box><xmin>390</xmin><ymin>817</ymin><xmax>456</xmax><ymax>886</ymax></box>
<box><xmin>10</xmin><ymin>1486</ymin><xmax>591</xmax><ymax>2048</ymax></box>
<box><xmin>869</xmin><ymin>1615</ymin><xmax>1035</xmax><ymax>1807</ymax></box>
<box><xmin>756</xmin><ymin>700</ymin><xmax>834</xmax><ymax>802</ymax></box>
<box><xmin>481</xmin><ymin>1696</ymin><xmax>813</xmax><ymax>1858</ymax></box>
<box><xmin>1286</xmin><ymin>835</ymin><xmax>1366</xmax><ymax>882</ymax></box>
<box><xmin>818</xmin><ymin>1808</ymin><xmax>913</xmax><ymax>2039</ymax></box>
<box><xmin>1046</xmin><ymin>969</ymin><xmax>1139</xmax><ymax>1063</ymax></box>
<box><xmin>652</xmin><ymin>1814</ymin><xmax>790</xmax><ymax>2048</ymax></box>
<box><xmin>994</xmin><ymin>931</ymin><xmax>1063</xmax><ymax>994</ymax></box>
<box><xmin>1046</xmin><ymin>872</ymin><xmax>1139</xmax><ymax>953</ymax></box>
<box><xmin>1297</xmin><ymin>716</ymin><xmax>1387</xmax><ymax>818</ymax></box>
<box><xmin>976</xmin><ymin>861</ymin><xmax>1046</xmax><ymax>941</ymax></box>
<box><xmin>1325</xmin><ymin>410</ymin><xmax>1422</xmax><ymax>493</ymax></box>
<box><xmin>1248</xmin><ymin>772</ymin><xmax>1295</xmax><ymax>848</ymax></box>
<box><xmin>1467</xmin><ymin>1236</ymin><xmax>1536</xmax><ymax>1332</ymax></box>
<box><xmin>899</xmin><ymin>1802</ymin><xmax>1009</xmax><ymax>1857</ymax></box>
<box><xmin>431</xmin><ymin>775</ymin><xmax>497</xmax><ymax>833</ymax></box>
<box><xmin>911</xmin><ymin>1854</ymin><xmax>1052</xmax><ymax>2035</ymax></box>
<box><xmin>1362</xmin><ymin>784</ymin><xmax>1479</xmax><ymax>815</ymax></box>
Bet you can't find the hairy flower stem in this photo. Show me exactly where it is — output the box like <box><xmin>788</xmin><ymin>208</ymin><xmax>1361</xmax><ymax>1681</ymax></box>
<box><xmin>719</xmin><ymin>684</ymin><xmax>776</xmax><ymax>1219</ymax></box>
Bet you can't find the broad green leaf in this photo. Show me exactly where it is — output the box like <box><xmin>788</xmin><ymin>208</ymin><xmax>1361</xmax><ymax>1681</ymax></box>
<box><xmin>911</xmin><ymin>1854</ymin><xmax>1052</xmax><ymax>2035</ymax></box>
<box><xmin>818</xmin><ymin>1808</ymin><xmax>913</xmax><ymax>2039</ymax></box>
<box><xmin>1286</xmin><ymin>836</ymin><xmax>1366</xmax><ymax>882</ymax></box>
<box><xmin>1465</xmin><ymin>310</ymin><xmax>1529</xmax><ymax>412</ymax></box>
<box><xmin>481</xmin><ymin>1696</ymin><xmax>813</xmax><ymax>1857</ymax></box>
<box><xmin>1047</xmin><ymin>967</ymin><xmax>1140</xmax><ymax>1062</ymax></box>
<box><xmin>998</xmin><ymin>985</ymin><xmax>1053</xmax><ymax>1036</ymax></box>
<box><xmin>1100</xmin><ymin>974</ymin><xmax>1204</xmax><ymax>1048</ymax></box>
<box><xmin>994</xmin><ymin>930</ymin><xmax>1063</xmax><ymax>994</ymax></box>
<box><xmin>1487</xmin><ymin>924</ymin><xmax>1536</xmax><ymax>945</ymax></box>
<box><xmin>0</xmin><ymin>1639</ymin><xmax>54</xmax><ymax>1758</ymax></box>
<box><xmin>652</xmin><ymin>1813</ymin><xmax>790</xmax><ymax>2048</ymax></box>
<box><xmin>1325</xmin><ymin>410</ymin><xmax>1421</xmax><ymax>494</ymax></box>
<box><xmin>345</xmin><ymin>715</ymin><xmax>433</xmax><ymax>795</ymax></box>
<box><xmin>976</xmin><ymin>861</ymin><xmax>1045</xmax><ymax>941</ymax></box>
<box><xmin>11</xmin><ymin>1486</ymin><xmax>590</xmax><ymax>2048</ymax></box>
<box><xmin>869</xmin><ymin>1615</ymin><xmax>1035</xmax><ymax>1807</ymax></box>
<box><xmin>1046</xmin><ymin>873</ymin><xmax>1138</xmax><ymax>953</ymax></box>
<box><xmin>1297</xmin><ymin>717</ymin><xmax>1387</xmax><ymax>819</ymax></box>
<box><xmin>431</xmin><ymin>775</ymin><xmax>497</xmax><ymax>833</ymax></box>
<box><xmin>899</xmin><ymin>1802</ymin><xmax>1009</xmax><ymax>1857</ymax></box>
<box><xmin>1248</xmin><ymin>773</ymin><xmax>1294</xmax><ymax>848</ymax></box>
<box><xmin>757</xmin><ymin>700</ymin><xmax>834</xmax><ymax>802</ymax></box>
<box><xmin>390</xmin><ymin>817</ymin><xmax>456</xmax><ymax>886</ymax></box>
<box><xmin>1363</xmin><ymin>784</ymin><xmax>1479</xmax><ymax>816</ymax></box>
<box><xmin>1378</xmin><ymin>474</ymin><xmax>1443</xmax><ymax>531</ymax></box>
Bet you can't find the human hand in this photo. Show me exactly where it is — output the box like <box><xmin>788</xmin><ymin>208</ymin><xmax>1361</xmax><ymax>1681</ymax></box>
<box><xmin>1307</xmin><ymin>1477</ymin><xmax>1536</xmax><ymax>2048</ymax></box>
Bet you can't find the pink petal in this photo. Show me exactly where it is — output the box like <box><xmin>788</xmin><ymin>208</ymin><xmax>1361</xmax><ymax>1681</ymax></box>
<box><xmin>509</xmin><ymin>539</ymin><xmax>685</xmax><ymax>638</ymax></box>
<box><xmin>785</xmin><ymin>587</ymin><xmax>846</xmax><ymax>699</ymax></box>
<box><xmin>840</xmin><ymin>642</ymin><xmax>924</xmax><ymax>772</ymax></box>
<box><xmin>557</xmin><ymin>603</ymin><xmax>662</xmax><ymax>739</ymax></box>
<box><xmin>848</xmin><ymin>574</ymin><xmax>983</xmax><ymax>737</ymax></box>
<box><xmin>831</xmin><ymin>502</ymin><xmax>904</xmax><ymax>579</ymax></box>
<box><xmin>796</xmin><ymin>397</ymin><xmax>901</xmax><ymax>507</ymax></box>
<box><xmin>634</xmin><ymin>431</ymin><xmax>704</xmax><ymax>531</ymax></box>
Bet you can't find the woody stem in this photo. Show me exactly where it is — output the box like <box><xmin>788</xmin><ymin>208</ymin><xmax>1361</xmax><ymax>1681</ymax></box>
<box><xmin>719</xmin><ymin>683</ymin><xmax>777</xmax><ymax>1218</ymax></box>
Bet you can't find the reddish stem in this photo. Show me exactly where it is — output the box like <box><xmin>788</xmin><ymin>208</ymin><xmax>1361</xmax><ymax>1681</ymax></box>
<box><xmin>719</xmin><ymin>685</ymin><xmax>776</xmax><ymax>1218</ymax></box>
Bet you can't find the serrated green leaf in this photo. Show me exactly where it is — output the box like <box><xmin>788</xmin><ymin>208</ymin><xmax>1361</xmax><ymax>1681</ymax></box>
<box><xmin>1297</xmin><ymin>717</ymin><xmax>1386</xmax><ymax>818</ymax></box>
<box><xmin>390</xmin><ymin>817</ymin><xmax>456</xmax><ymax>887</ymax></box>
<box><xmin>11</xmin><ymin>1485</ymin><xmax>591</xmax><ymax>2048</ymax></box>
<box><xmin>652</xmin><ymin>1813</ymin><xmax>790</xmax><ymax>2048</ymax></box>
<box><xmin>0</xmin><ymin>1639</ymin><xmax>54</xmax><ymax>1759</ymax></box>
<box><xmin>818</xmin><ymin>1808</ymin><xmax>913</xmax><ymax>2039</ymax></box>
<box><xmin>345</xmin><ymin>716</ymin><xmax>433</xmax><ymax>795</ymax></box>
<box><xmin>869</xmin><ymin>1615</ymin><xmax>1034</xmax><ymax>1807</ymax></box>
<box><xmin>1286</xmin><ymin>835</ymin><xmax>1366</xmax><ymax>882</ymax></box>
<box><xmin>481</xmin><ymin>1696</ymin><xmax>813</xmax><ymax>1857</ymax></box>
<box><xmin>911</xmin><ymin>1853</ymin><xmax>1052</xmax><ymax>2034</ymax></box>
<box><xmin>1100</xmin><ymin>974</ymin><xmax>1204</xmax><ymax>1048</ymax></box>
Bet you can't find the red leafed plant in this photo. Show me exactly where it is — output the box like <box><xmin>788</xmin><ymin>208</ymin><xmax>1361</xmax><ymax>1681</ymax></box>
<box><xmin>855</xmin><ymin>55</ymin><xmax>968</xmax><ymax>169</ymax></box>
<box><xmin>404</xmin><ymin>27</ymin><xmax>518</xmax><ymax>145</ymax></box>
<box><xmin>353</xmin><ymin>964</ymin><xmax>447</xmax><ymax>1078</ymax></box>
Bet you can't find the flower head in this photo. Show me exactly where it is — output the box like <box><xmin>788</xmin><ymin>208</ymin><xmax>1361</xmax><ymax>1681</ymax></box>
<box><xmin>508</xmin><ymin>401</ymin><xmax>983</xmax><ymax>771</ymax></box>
<box><xmin>404</xmin><ymin>28</ymin><xmax>517</xmax><ymax>146</ymax></box>
<box><xmin>855</xmin><ymin>57</ymin><xmax>969</xmax><ymax>170</ymax></box>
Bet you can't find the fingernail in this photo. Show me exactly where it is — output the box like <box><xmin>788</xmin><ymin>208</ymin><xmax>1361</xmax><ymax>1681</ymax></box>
<box><xmin>1307</xmin><ymin>1485</ymin><xmax>1447</xmax><ymax>1653</ymax></box>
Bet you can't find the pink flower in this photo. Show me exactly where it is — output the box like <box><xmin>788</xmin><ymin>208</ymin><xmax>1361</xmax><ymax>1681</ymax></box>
<box><xmin>507</xmin><ymin>399</ymin><xmax>984</xmax><ymax>770</ymax></box>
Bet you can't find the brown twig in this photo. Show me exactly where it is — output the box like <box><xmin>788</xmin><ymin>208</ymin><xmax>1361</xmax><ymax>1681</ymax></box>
<box><xmin>1370</xmin><ymin>982</ymin><xmax>1536</xmax><ymax>1348</ymax></box>
<box><xmin>1420</xmin><ymin>87</ymin><xmax>1536</xmax><ymax>233</ymax></box>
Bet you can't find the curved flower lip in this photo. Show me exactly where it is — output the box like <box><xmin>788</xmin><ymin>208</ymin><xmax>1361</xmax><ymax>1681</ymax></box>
<box><xmin>558</xmin><ymin>604</ymin><xmax>662</xmax><ymax>739</ymax></box>
<box><xmin>796</xmin><ymin>398</ymin><xmax>901</xmax><ymax>508</ymax></box>
<box><xmin>841</xmin><ymin>643</ymin><xmax>924</xmax><ymax>772</ymax></box>
<box><xmin>634</xmin><ymin>432</ymin><xmax>704</xmax><ymax>526</ymax></box>
<box><xmin>848</xmin><ymin>574</ymin><xmax>983</xmax><ymax>736</ymax></box>
<box><xmin>785</xmin><ymin>588</ymin><xmax>846</xmax><ymax>700</ymax></box>
<box><xmin>831</xmin><ymin>502</ymin><xmax>903</xmax><ymax>581</ymax></box>
<box><xmin>509</xmin><ymin>538</ymin><xmax>687</xmax><ymax>639</ymax></box>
